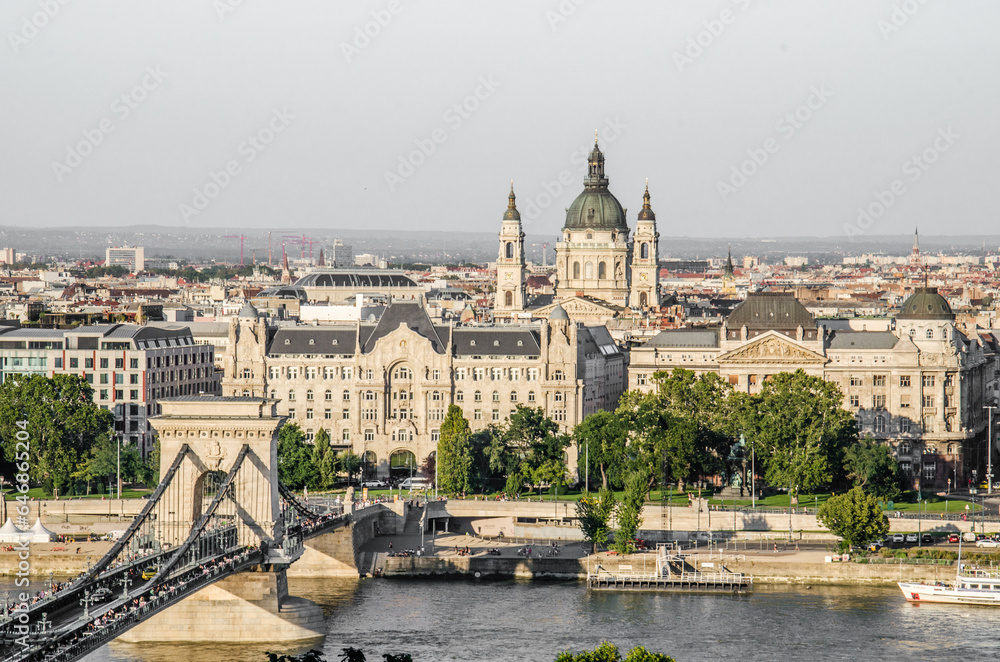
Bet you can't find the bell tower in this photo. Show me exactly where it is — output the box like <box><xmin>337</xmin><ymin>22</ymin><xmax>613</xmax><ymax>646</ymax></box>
<box><xmin>629</xmin><ymin>182</ymin><xmax>660</xmax><ymax>309</ymax></box>
<box><xmin>495</xmin><ymin>182</ymin><xmax>526</xmax><ymax>320</ymax></box>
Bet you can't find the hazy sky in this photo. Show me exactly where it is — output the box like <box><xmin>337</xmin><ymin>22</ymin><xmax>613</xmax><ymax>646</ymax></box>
<box><xmin>1</xmin><ymin>1</ymin><xmax>997</xmax><ymax>240</ymax></box>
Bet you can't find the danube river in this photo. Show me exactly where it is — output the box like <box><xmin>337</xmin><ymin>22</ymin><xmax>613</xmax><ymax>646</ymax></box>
<box><xmin>8</xmin><ymin>577</ymin><xmax>1000</xmax><ymax>661</ymax></box>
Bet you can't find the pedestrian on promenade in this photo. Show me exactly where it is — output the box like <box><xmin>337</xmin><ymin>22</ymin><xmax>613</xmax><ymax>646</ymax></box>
<box><xmin>773</xmin><ymin>542</ymin><xmax>778</xmax><ymax>553</ymax></box>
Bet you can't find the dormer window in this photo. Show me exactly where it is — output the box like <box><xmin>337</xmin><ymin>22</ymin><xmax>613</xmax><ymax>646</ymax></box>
<box><xmin>470</xmin><ymin>340</ymin><xmax>476</xmax><ymax>347</ymax></box>
<box><xmin>309</xmin><ymin>339</ymin><xmax>315</xmax><ymax>345</ymax></box>
<box><xmin>517</xmin><ymin>340</ymin><xmax>523</xmax><ymax>347</ymax></box>
<box><xmin>332</xmin><ymin>339</ymin><xmax>339</xmax><ymax>345</ymax></box>
<box><xmin>284</xmin><ymin>339</ymin><xmax>290</xmax><ymax>345</ymax></box>
<box><xmin>494</xmin><ymin>340</ymin><xmax>500</xmax><ymax>347</ymax></box>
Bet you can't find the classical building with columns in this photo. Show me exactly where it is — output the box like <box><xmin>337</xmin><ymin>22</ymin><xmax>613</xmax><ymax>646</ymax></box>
<box><xmin>495</xmin><ymin>139</ymin><xmax>660</xmax><ymax>324</ymax></box>
<box><xmin>221</xmin><ymin>301</ymin><xmax>625</xmax><ymax>480</ymax></box>
<box><xmin>628</xmin><ymin>289</ymin><xmax>998</xmax><ymax>491</ymax></box>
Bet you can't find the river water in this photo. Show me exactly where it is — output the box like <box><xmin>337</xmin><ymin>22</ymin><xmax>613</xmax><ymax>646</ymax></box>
<box><xmin>6</xmin><ymin>577</ymin><xmax>1000</xmax><ymax>662</ymax></box>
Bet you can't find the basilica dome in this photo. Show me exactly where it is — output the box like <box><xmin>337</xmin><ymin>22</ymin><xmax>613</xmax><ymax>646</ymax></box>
<box><xmin>897</xmin><ymin>287</ymin><xmax>955</xmax><ymax>320</ymax></box>
<box><xmin>563</xmin><ymin>141</ymin><xmax>628</xmax><ymax>232</ymax></box>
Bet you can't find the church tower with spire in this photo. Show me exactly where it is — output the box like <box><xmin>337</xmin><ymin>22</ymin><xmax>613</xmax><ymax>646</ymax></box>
<box><xmin>495</xmin><ymin>183</ymin><xmax>526</xmax><ymax>320</ymax></box>
<box><xmin>910</xmin><ymin>227</ymin><xmax>921</xmax><ymax>267</ymax></box>
<box><xmin>629</xmin><ymin>181</ymin><xmax>660</xmax><ymax>309</ymax></box>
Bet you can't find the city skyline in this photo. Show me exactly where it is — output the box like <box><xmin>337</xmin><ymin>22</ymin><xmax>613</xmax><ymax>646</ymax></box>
<box><xmin>1</xmin><ymin>1</ymin><xmax>997</xmax><ymax>238</ymax></box>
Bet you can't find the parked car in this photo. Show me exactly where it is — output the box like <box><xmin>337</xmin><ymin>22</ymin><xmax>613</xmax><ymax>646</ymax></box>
<box><xmin>891</xmin><ymin>533</ymin><xmax>905</xmax><ymax>543</ymax></box>
<box><xmin>976</xmin><ymin>539</ymin><xmax>1000</xmax><ymax>548</ymax></box>
<box><xmin>904</xmin><ymin>533</ymin><xmax>918</xmax><ymax>544</ymax></box>
<box><xmin>361</xmin><ymin>480</ymin><xmax>387</xmax><ymax>489</ymax></box>
<box><xmin>398</xmin><ymin>477</ymin><xmax>432</xmax><ymax>490</ymax></box>
<box><xmin>921</xmin><ymin>533</ymin><xmax>934</xmax><ymax>545</ymax></box>
<box><xmin>948</xmin><ymin>533</ymin><xmax>960</xmax><ymax>543</ymax></box>
<box><xmin>868</xmin><ymin>540</ymin><xmax>884</xmax><ymax>552</ymax></box>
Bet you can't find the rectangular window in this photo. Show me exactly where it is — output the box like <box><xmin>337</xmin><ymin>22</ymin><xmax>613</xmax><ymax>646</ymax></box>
<box><xmin>900</xmin><ymin>394</ymin><xmax>911</xmax><ymax>408</ymax></box>
<box><xmin>114</xmin><ymin>389</ymin><xmax>123</xmax><ymax>400</ymax></box>
<box><xmin>474</xmin><ymin>409</ymin><xmax>482</xmax><ymax>421</ymax></box>
<box><xmin>850</xmin><ymin>376</ymin><xmax>862</xmax><ymax>387</ymax></box>
<box><xmin>100</xmin><ymin>373</ymin><xmax>109</xmax><ymax>385</ymax></box>
<box><xmin>115</xmin><ymin>358</ymin><xmax>124</xmax><ymax>369</ymax></box>
<box><xmin>748</xmin><ymin>375</ymin><xmax>758</xmax><ymax>386</ymax></box>
<box><xmin>492</xmin><ymin>409</ymin><xmax>500</xmax><ymax>421</ymax></box>
<box><xmin>923</xmin><ymin>395</ymin><xmax>934</xmax><ymax>408</ymax></box>
<box><xmin>306</xmin><ymin>409</ymin><xmax>314</xmax><ymax>419</ymax></box>
<box><xmin>99</xmin><ymin>389</ymin><xmax>108</xmax><ymax>400</ymax></box>
<box><xmin>873</xmin><ymin>375</ymin><xmax>886</xmax><ymax>387</ymax></box>
<box><xmin>431</xmin><ymin>429</ymin><xmax>440</xmax><ymax>442</ymax></box>
<box><xmin>130</xmin><ymin>374</ymin><xmax>139</xmax><ymax>384</ymax></box>
<box><xmin>270</xmin><ymin>367</ymin><xmax>281</xmax><ymax>380</ymax></box>
<box><xmin>100</xmin><ymin>357</ymin><xmax>109</xmax><ymax>369</ymax></box>
<box><xmin>456</xmin><ymin>391</ymin><xmax>464</xmax><ymax>402</ymax></box>
<box><xmin>492</xmin><ymin>368</ymin><xmax>502</xmax><ymax>381</ymax></box>
<box><xmin>342</xmin><ymin>409</ymin><xmax>350</xmax><ymax>420</ymax></box>
<box><xmin>307</xmin><ymin>366</ymin><xmax>318</xmax><ymax>380</ymax></box>
<box><xmin>84</xmin><ymin>357</ymin><xmax>94</xmax><ymax>369</ymax></box>
<box><xmin>922</xmin><ymin>375</ymin><xmax>935</xmax><ymax>387</ymax></box>
<box><xmin>474</xmin><ymin>368</ymin><xmax>485</xmax><ymax>381</ymax></box>
<box><xmin>923</xmin><ymin>463</ymin><xmax>936</xmax><ymax>480</ymax></box>
<box><xmin>288</xmin><ymin>408</ymin><xmax>296</xmax><ymax>418</ymax></box>
<box><xmin>288</xmin><ymin>367</ymin><xmax>300</xmax><ymax>379</ymax></box>
<box><xmin>343</xmin><ymin>367</ymin><xmax>353</xmax><ymax>380</ymax></box>
<box><xmin>900</xmin><ymin>418</ymin><xmax>911</xmax><ymax>433</ymax></box>
<box><xmin>129</xmin><ymin>389</ymin><xmax>138</xmax><ymax>399</ymax></box>
<box><xmin>342</xmin><ymin>429</ymin><xmax>350</xmax><ymax>442</ymax></box>
<box><xmin>130</xmin><ymin>358</ymin><xmax>139</xmax><ymax>369</ymax></box>
<box><xmin>900</xmin><ymin>375</ymin><xmax>911</xmax><ymax>387</ymax></box>
<box><xmin>873</xmin><ymin>394</ymin><xmax>886</xmax><ymax>409</ymax></box>
<box><xmin>69</xmin><ymin>357</ymin><xmax>78</xmax><ymax>369</ymax></box>
<box><xmin>456</xmin><ymin>368</ymin><xmax>467</xmax><ymax>380</ymax></box>
<box><xmin>850</xmin><ymin>395</ymin><xmax>859</xmax><ymax>408</ymax></box>
<box><xmin>528</xmin><ymin>392</ymin><xmax>536</xmax><ymax>403</ymax></box>
<box><xmin>364</xmin><ymin>430</ymin><xmax>374</xmax><ymax>442</ymax></box>
<box><xmin>432</xmin><ymin>369</ymin><xmax>441</xmax><ymax>380</ymax></box>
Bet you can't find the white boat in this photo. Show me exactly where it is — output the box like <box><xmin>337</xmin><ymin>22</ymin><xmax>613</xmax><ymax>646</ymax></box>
<box><xmin>898</xmin><ymin>540</ymin><xmax>1000</xmax><ymax>605</ymax></box>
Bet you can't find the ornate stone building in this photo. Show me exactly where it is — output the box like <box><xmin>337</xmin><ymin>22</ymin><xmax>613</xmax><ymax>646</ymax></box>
<box><xmin>222</xmin><ymin>301</ymin><xmax>625</xmax><ymax>479</ymax></box>
<box><xmin>496</xmin><ymin>139</ymin><xmax>660</xmax><ymax>324</ymax></box>
<box><xmin>628</xmin><ymin>290</ymin><xmax>997</xmax><ymax>491</ymax></box>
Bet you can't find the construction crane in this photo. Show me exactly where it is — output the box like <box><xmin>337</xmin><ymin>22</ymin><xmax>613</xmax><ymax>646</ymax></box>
<box><xmin>281</xmin><ymin>234</ymin><xmax>319</xmax><ymax>263</ymax></box>
<box><xmin>223</xmin><ymin>234</ymin><xmax>248</xmax><ymax>265</ymax></box>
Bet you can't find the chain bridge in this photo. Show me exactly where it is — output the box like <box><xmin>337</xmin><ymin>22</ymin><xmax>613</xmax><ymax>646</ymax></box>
<box><xmin>1</xmin><ymin>397</ymin><xmax>351</xmax><ymax>662</ymax></box>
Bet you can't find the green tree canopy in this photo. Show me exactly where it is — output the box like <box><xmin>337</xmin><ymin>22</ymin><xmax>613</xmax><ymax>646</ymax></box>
<box><xmin>843</xmin><ymin>436</ymin><xmax>906</xmax><ymax>500</ymax></box>
<box><xmin>437</xmin><ymin>405</ymin><xmax>473</xmax><ymax>494</ymax></box>
<box><xmin>574</xmin><ymin>410</ymin><xmax>628</xmax><ymax>490</ymax></box>
<box><xmin>613</xmin><ymin>470</ymin><xmax>649</xmax><ymax>554</ymax></box>
<box><xmin>737</xmin><ymin>370</ymin><xmax>857</xmax><ymax>504</ymax></box>
<box><xmin>311</xmin><ymin>429</ymin><xmax>336</xmax><ymax>490</ymax></box>
<box><xmin>0</xmin><ymin>374</ymin><xmax>114</xmax><ymax>496</ymax></box>
<box><xmin>817</xmin><ymin>486</ymin><xmax>889</xmax><ymax>548</ymax></box>
<box><xmin>277</xmin><ymin>423</ymin><xmax>314</xmax><ymax>489</ymax></box>
<box><xmin>555</xmin><ymin>642</ymin><xmax>676</xmax><ymax>662</ymax></box>
<box><xmin>576</xmin><ymin>487</ymin><xmax>617</xmax><ymax>554</ymax></box>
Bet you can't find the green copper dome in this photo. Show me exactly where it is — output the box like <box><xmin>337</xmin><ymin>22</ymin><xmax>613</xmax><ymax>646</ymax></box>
<box><xmin>897</xmin><ymin>287</ymin><xmax>954</xmax><ymax>320</ymax></box>
<box><xmin>564</xmin><ymin>141</ymin><xmax>628</xmax><ymax>232</ymax></box>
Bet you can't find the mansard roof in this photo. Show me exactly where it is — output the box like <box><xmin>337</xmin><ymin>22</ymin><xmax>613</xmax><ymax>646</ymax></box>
<box><xmin>359</xmin><ymin>301</ymin><xmax>448</xmax><ymax>354</ymax></box>
<box><xmin>452</xmin><ymin>328</ymin><xmax>540</xmax><ymax>356</ymax></box>
<box><xmin>645</xmin><ymin>329</ymin><xmax>721</xmax><ymax>349</ymax></box>
<box><xmin>269</xmin><ymin>327</ymin><xmax>357</xmax><ymax>355</ymax></box>
<box><xmin>726</xmin><ymin>292</ymin><xmax>816</xmax><ymax>330</ymax></box>
<box><xmin>826</xmin><ymin>330</ymin><xmax>899</xmax><ymax>350</ymax></box>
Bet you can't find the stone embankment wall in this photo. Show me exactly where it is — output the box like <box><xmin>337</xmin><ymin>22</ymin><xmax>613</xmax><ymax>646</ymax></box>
<box><xmin>288</xmin><ymin>501</ymin><xmax>409</xmax><ymax>577</ymax></box>
<box><xmin>382</xmin><ymin>555</ymin><xmax>588</xmax><ymax>579</ymax></box>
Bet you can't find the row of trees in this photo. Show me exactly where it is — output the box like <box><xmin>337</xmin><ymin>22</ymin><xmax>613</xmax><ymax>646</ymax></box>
<box><xmin>0</xmin><ymin>374</ymin><xmax>156</xmax><ymax>496</ymax></box>
<box><xmin>574</xmin><ymin>368</ymin><xmax>905</xmax><ymax>503</ymax></box>
<box><xmin>436</xmin><ymin>405</ymin><xmax>572</xmax><ymax>496</ymax></box>
<box><xmin>277</xmin><ymin>423</ymin><xmax>363</xmax><ymax>490</ymax></box>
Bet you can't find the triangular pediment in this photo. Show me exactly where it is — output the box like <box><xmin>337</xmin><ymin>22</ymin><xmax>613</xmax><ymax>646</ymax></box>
<box><xmin>533</xmin><ymin>296</ymin><xmax>618</xmax><ymax>317</ymax></box>
<box><xmin>717</xmin><ymin>332</ymin><xmax>827</xmax><ymax>365</ymax></box>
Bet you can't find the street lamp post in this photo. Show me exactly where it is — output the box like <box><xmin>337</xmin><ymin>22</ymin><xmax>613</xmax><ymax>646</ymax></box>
<box><xmin>985</xmin><ymin>405</ymin><xmax>996</xmax><ymax>496</ymax></box>
<box><xmin>117</xmin><ymin>435</ymin><xmax>121</xmax><ymax>500</ymax></box>
<box><xmin>585</xmin><ymin>440</ymin><xmax>589</xmax><ymax>494</ymax></box>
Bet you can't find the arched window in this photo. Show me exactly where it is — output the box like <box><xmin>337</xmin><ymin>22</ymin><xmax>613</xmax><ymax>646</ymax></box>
<box><xmin>504</xmin><ymin>291</ymin><xmax>513</xmax><ymax>307</ymax></box>
<box><xmin>306</xmin><ymin>389</ymin><xmax>314</xmax><ymax>401</ymax></box>
<box><xmin>343</xmin><ymin>389</ymin><xmax>350</xmax><ymax>401</ymax></box>
<box><xmin>573</xmin><ymin>262</ymin><xmax>581</xmax><ymax>279</ymax></box>
<box><xmin>325</xmin><ymin>390</ymin><xmax>333</xmax><ymax>401</ymax></box>
<box><xmin>510</xmin><ymin>391</ymin><xmax>518</xmax><ymax>402</ymax></box>
<box><xmin>505</xmin><ymin>242</ymin><xmax>513</xmax><ymax>259</ymax></box>
<box><xmin>288</xmin><ymin>390</ymin><xmax>296</xmax><ymax>401</ymax></box>
<box><xmin>641</xmin><ymin>242</ymin><xmax>649</xmax><ymax>259</ymax></box>
<box><xmin>639</xmin><ymin>292</ymin><xmax>648</xmax><ymax>308</ymax></box>
<box><xmin>528</xmin><ymin>391</ymin><xmax>536</xmax><ymax>402</ymax></box>
<box><xmin>898</xmin><ymin>441</ymin><xmax>911</xmax><ymax>455</ymax></box>
<box><xmin>364</xmin><ymin>390</ymin><xmax>376</xmax><ymax>401</ymax></box>
<box><xmin>492</xmin><ymin>391</ymin><xmax>500</xmax><ymax>402</ymax></box>
<box><xmin>585</xmin><ymin>261</ymin><xmax>594</xmax><ymax>279</ymax></box>
<box><xmin>598</xmin><ymin>262</ymin><xmax>607</xmax><ymax>279</ymax></box>
<box><xmin>926</xmin><ymin>329</ymin><xmax>934</xmax><ymax>339</ymax></box>
<box><xmin>874</xmin><ymin>415</ymin><xmax>885</xmax><ymax>433</ymax></box>
<box><xmin>474</xmin><ymin>390</ymin><xmax>482</xmax><ymax>402</ymax></box>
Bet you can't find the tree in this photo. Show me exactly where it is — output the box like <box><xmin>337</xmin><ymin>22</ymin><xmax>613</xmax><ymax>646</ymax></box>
<box><xmin>574</xmin><ymin>411</ymin><xmax>627</xmax><ymax>490</ymax></box>
<box><xmin>437</xmin><ymin>405</ymin><xmax>473</xmax><ymax>494</ymax></box>
<box><xmin>555</xmin><ymin>642</ymin><xmax>676</xmax><ymax>662</ymax></box>
<box><xmin>0</xmin><ymin>374</ymin><xmax>114</xmax><ymax>496</ymax></box>
<box><xmin>739</xmin><ymin>370</ymin><xmax>857</xmax><ymax>504</ymax></box>
<box><xmin>277</xmin><ymin>423</ymin><xmax>314</xmax><ymax>489</ymax></box>
<box><xmin>844</xmin><ymin>436</ymin><xmax>906</xmax><ymax>500</ymax></box>
<box><xmin>613</xmin><ymin>471</ymin><xmax>648</xmax><ymax>554</ymax></box>
<box><xmin>576</xmin><ymin>486</ymin><xmax>617</xmax><ymax>554</ymax></box>
<box><xmin>817</xmin><ymin>486</ymin><xmax>889</xmax><ymax>548</ymax></box>
<box><xmin>337</xmin><ymin>451</ymin><xmax>363</xmax><ymax>482</ymax></box>
<box><xmin>311</xmin><ymin>429</ymin><xmax>337</xmax><ymax>490</ymax></box>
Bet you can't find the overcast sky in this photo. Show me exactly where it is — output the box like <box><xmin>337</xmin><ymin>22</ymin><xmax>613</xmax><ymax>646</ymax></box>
<box><xmin>1</xmin><ymin>1</ymin><xmax>997</xmax><ymax>240</ymax></box>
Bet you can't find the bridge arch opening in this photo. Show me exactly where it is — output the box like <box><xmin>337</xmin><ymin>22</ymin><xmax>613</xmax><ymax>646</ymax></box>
<box><xmin>192</xmin><ymin>469</ymin><xmax>227</xmax><ymax>521</ymax></box>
